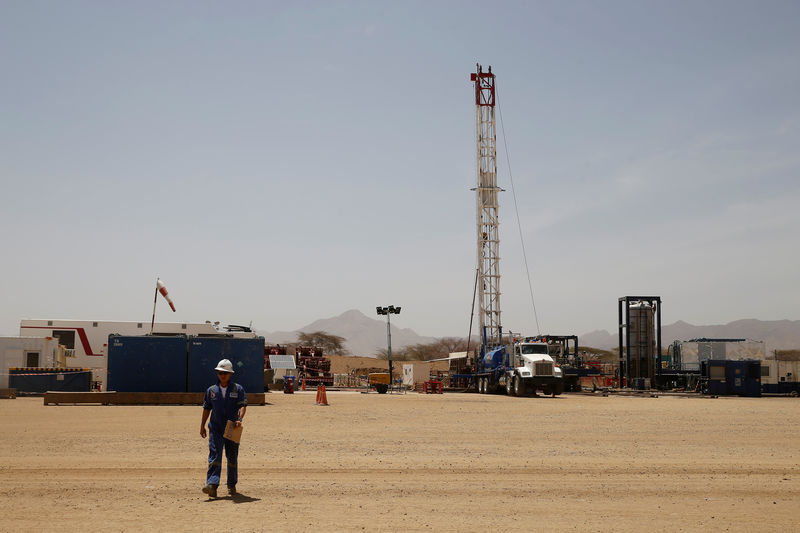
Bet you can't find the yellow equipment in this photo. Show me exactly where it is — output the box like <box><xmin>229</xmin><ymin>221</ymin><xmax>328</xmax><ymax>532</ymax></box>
<box><xmin>368</xmin><ymin>373</ymin><xmax>390</xmax><ymax>394</ymax></box>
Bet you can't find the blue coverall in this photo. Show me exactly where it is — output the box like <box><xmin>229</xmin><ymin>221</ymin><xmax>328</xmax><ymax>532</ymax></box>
<box><xmin>203</xmin><ymin>382</ymin><xmax>247</xmax><ymax>487</ymax></box>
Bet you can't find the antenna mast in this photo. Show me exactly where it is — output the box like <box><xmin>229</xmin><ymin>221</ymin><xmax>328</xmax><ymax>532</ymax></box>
<box><xmin>470</xmin><ymin>64</ymin><xmax>502</xmax><ymax>350</ymax></box>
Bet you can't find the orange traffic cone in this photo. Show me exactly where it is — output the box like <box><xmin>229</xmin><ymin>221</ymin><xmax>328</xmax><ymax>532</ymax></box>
<box><xmin>301</xmin><ymin>378</ymin><xmax>306</xmax><ymax>391</ymax></box>
<box><xmin>315</xmin><ymin>385</ymin><xmax>329</xmax><ymax>406</ymax></box>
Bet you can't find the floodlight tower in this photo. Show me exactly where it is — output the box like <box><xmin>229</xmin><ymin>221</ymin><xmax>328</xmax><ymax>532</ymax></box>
<box><xmin>376</xmin><ymin>305</ymin><xmax>401</xmax><ymax>391</ymax></box>
<box><xmin>470</xmin><ymin>64</ymin><xmax>502</xmax><ymax>352</ymax></box>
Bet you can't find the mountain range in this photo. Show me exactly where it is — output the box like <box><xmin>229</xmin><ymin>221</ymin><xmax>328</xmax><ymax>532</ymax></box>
<box><xmin>580</xmin><ymin>318</ymin><xmax>800</xmax><ymax>352</ymax></box>
<box><xmin>263</xmin><ymin>310</ymin><xmax>800</xmax><ymax>356</ymax></box>
<box><xmin>263</xmin><ymin>309</ymin><xmax>437</xmax><ymax>356</ymax></box>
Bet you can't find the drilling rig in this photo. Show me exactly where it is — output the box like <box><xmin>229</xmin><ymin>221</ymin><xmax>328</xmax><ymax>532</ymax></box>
<box><xmin>464</xmin><ymin>64</ymin><xmax>564</xmax><ymax>396</ymax></box>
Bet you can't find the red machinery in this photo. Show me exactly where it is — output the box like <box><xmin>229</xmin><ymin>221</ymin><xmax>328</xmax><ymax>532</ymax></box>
<box><xmin>296</xmin><ymin>346</ymin><xmax>334</xmax><ymax>387</ymax></box>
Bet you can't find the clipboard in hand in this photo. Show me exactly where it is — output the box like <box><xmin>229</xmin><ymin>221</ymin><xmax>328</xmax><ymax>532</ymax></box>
<box><xmin>224</xmin><ymin>420</ymin><xmax>243</xmax><ymax>443</ymax></box>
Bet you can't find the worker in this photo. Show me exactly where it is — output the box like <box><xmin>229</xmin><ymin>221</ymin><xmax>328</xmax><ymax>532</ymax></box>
<box><xmin>200</xmin><ymin>358</ymin><xmax>247</xmax><ymax>498</ymax></box>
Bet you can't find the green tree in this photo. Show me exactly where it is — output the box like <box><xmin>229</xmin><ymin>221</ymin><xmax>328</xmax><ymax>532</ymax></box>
<box><xmin>376</xmin><ymin>337</ymin><xmax>471</xmax><ymax>361</ymax></box>
<box><xmin>297</xmin><ymin>331</ymin><xmax>348</xmax><ymax>355</ymax></box>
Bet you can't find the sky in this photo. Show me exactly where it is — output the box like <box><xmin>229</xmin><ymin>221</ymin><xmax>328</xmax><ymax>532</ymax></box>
<box><xmin>1</xmin><ymin>0</ymin><xmax>799</xmax><ymax>339</ymax></box>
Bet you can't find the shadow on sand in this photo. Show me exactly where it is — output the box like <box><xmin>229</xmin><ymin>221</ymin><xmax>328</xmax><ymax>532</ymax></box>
<box><xmin>205</xmin><ymin>492</ymin><xmax>261</xmax><ymax>504</ymax></box>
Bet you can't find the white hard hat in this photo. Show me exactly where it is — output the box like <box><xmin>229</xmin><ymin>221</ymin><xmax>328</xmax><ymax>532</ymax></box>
<box><xmin>215</xmin><ymin>359</ymin><xmax>234</xmax><ymax>373</ymax></box>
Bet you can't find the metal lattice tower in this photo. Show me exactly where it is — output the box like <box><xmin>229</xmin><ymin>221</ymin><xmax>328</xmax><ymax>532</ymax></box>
<box><xmin>471</xmin><ymin>64</ymin><xmax>502</xmax><ymax>348</ymax></box>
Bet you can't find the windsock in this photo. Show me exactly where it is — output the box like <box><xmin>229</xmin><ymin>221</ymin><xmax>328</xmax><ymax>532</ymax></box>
<box><xmin>156</xmin><ymin>279</ymin><xmax>176</xmax><ymax>312</ymax></box>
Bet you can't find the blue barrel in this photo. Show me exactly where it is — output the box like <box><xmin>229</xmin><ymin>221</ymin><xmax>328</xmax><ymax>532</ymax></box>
<box><xmin>187</xmin><ymin>337</ymin><xmax>265</xmax><ymax>393</ymax></box>
<box><xmin>107</xmin><ymin>335</ymin><xmax>188</xmax><ymax>392</ymax></box>
<box><xmin>284</xmin><ymin>375</ymin><xmax>295</xmax><ymax>394</ymax></box>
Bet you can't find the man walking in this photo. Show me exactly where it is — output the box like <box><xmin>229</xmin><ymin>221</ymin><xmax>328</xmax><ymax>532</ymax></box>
<box><xmin>200</xmin><ymin>359</ymin><xmax>247</xmax><ymax>498</ymax></box>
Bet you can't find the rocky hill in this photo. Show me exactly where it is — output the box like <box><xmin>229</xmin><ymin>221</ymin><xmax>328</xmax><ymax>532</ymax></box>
<box><xmin>262</xmin><ymin>309</ymin><xmax>437</xmax><ymax>357</ymax></box>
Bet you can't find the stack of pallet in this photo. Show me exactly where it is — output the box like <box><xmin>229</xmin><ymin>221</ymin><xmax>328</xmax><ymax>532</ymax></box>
<box><xmin>296</xmin><ymin>346</ymin><xmax>333</xmax><ymax>387</ymax></box>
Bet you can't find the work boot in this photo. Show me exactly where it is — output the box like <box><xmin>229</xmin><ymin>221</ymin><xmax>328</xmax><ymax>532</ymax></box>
<box><xmin>227</xmin><ymin>485</ymin><xmax>237</xmax><ymax>495</ymax></box>
<box><xmin>202</xmin><ymin>484</ymin><xmax>218</xmax><ymax>498</ymax></box>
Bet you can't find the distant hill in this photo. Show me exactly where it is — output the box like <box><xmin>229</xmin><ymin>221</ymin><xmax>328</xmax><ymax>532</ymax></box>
<box><xmin>263</xmin><ymin>309</ymin><xmax>437</xmax><ymax>357</ymax></box>
<box><xmin>262</xmin><ymin>311</ymin><xmax>799</xmax><ymax>357</ymax></box>
<box><xmin>579</xmin><ymin>319</ymin><xmax>800</xmax><ymax>353</ymax></box>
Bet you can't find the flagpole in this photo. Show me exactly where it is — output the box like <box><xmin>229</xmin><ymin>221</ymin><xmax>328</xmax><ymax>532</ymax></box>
<box><xmin>150</xmin><ymin>277</ymin><xmax>159</xmax><ymax>334</ymax></box>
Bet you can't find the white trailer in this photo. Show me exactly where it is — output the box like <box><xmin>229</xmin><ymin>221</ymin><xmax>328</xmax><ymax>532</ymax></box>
<box><xmin>0</xmin><ymin>336</ymin><xmax>65</xmax><ymax>388</ymax></box>
<box><xmin>19</xmin><ymin>319</ymin><xmax>258</xmax><ymax>388</ymax></box>
<box><xmin>402</xmin><ymin>363</ymin><xmax>431</xmax><ymax>388</ymax></box>
<box><xmin>761</xmin><ymin>359</ymin><xmax>800</xmax><ymax>396</ymax></box>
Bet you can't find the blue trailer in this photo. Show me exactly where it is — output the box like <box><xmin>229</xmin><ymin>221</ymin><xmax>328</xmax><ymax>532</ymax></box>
<box><xmin>107</xmin><ymin>335</ymin><xmax>188</xmax><ymax>392</ymax></box>
<box><xmin>187</xmin><ymin>336</ymin><xmax>265</xmax><ymax>393</ymax></box>
<box><xmin>9</xmin><ymin>367</ymin><xmax>91</xmax><ymax>394</ymax></box>
<box><xmin>702</xmin><ymin>359</ymin><xmax>761</xmax><ymax>397</ymax></box>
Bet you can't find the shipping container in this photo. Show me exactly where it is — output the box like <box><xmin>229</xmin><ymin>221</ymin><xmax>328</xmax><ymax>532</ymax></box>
<box><xmin>9</xmin><ymin>368</ymin><xmax>91</xmax><ymax>393</ymax></box>
<box><xmin>107</xmin><ymin>335</ymin><xmax>188</xmax><ymax>392</ymax></box>
<box><xmin>187</xmin><ymin>337</ymin><xmax>265</xmax><ymax>393</ymax></box>
<box><xmin>19</xmin><ymin>319</ymin><xmax>259</xmax><ymax>387</ymax></box>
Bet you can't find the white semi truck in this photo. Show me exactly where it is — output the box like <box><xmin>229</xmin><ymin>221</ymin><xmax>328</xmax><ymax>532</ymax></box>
<box><xmin>473</xmin><ymin>339</ymin><xmax>564</xmax><ymax>396</ymax></box>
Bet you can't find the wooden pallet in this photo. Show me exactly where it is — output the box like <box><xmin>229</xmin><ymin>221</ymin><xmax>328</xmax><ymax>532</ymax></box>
<box><xmin>0</xmin><ymin>388</ymin><xmax>17</xmax><ymax>399</ymax></box>
<box><xmin>43</xmin><ymin>391</ymin><xmax>267</xmax><ymax>406</ymax></box>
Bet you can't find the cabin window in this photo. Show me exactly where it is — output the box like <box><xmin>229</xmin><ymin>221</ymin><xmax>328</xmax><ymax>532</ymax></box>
<box><xmin>26</xmin><ymin>352</ymin><xmax>39</xmax><ymax>367</ymax></box>
<box><xmin>181</xmin><ymin>324</ymin><xmax>187</xmax><ymax>330</ymax></box>
<box><xmin>92</xmin><ymin>322</ymin><xmax>98</xmax><ymax>327</ymax></box>
<box><xmin>761</xmin><ymin>366</ymin><xmax>770</xmax><ymax>377</ymax></box>
<box><xmin>137</xmin><ymin>323</ymin><xmax>143</xmax><ymax>328</ymax></box>
<box><xmin>52</xmin><ymin>330</ymin><xmax>76</xmax><ymax>350</ymax></box>
<box><xmin>520</xmin><ymin>344</ymin><xmax>549</xmax><ymax>355</ymax></box>
<box><xmin>47</xmin><ymin>320</ymin><xmax>53</xmax><ymax>326</ymax></box>
<box><xmin>709</xmin><ymin>366</ymin><xmax>726</xmax><ymax>380</ymax></box>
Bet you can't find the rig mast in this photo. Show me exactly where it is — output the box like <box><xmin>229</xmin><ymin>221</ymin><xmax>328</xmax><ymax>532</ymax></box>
<box><xmin>471</xmin><ymin>64</ymin><xmax>502</xmax><ymax>350</ymax></box>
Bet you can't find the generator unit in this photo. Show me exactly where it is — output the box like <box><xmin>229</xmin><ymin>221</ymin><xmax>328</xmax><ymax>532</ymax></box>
<box><xmin>702</xmin><ymin>359</ymin><xmax>761</xmax><ymax>397</ymax></box>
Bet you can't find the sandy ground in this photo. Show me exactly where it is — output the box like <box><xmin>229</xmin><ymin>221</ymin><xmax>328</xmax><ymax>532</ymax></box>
<box><xmin>1</xmin><ymin>392</ymin><xmax>799</xmax><ymax>532</ymax></box>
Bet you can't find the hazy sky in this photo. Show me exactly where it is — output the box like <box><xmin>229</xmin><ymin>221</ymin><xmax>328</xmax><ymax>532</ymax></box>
<box><xmin>1</xmin><ymin>0</ymin><xmax>798</xmax><ymax>339</ymax></box>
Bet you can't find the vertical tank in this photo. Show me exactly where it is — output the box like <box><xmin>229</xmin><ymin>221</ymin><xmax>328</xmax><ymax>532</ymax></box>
<box><xmin>628</xmin><ymin>302</ymin><xmax>655</xmax><ymax>381</ymax></box>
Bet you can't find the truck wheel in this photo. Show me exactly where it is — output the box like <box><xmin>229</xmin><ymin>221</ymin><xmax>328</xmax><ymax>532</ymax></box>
<box><xmin>513</xmin><ymin>375</ymin><xmax>524</xmax><ymax>396</ymax></box>
<box><xmin>553</xmin><ymin>382</ymin><xmax>564</xmax><ymax>396</ymax></box>
<box><xmin>376</xmin><ymin>384</ymin><xmax>388</xmax><ymax>394</ymax></box>
<box><xmin>791</xmin><ymin>390</ymin><xmax>798</xmax><ymax>398</ymax></box>
<box><xmin>487</xmin><ymin>378</ymin><xmax>497</xmax><ymax>394</ymax></box>
<box><xmin>478</xmin><ymin>377</ymin><xmax>486</xmax><ymax>394</ymax></box>
<box><xmin>506</xmin><ymin>376</ymin><xmax>515</xmax><ymax>396</ymax></box>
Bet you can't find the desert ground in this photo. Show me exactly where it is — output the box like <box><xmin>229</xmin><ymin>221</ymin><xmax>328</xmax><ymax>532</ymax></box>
<box><xmin>1</xmin><ymin>392</ymin><xmax>798</xmax><ymax>532</ymax></box>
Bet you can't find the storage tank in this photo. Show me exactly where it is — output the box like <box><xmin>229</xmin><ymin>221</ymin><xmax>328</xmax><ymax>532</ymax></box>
<box><xmin>107</xmin><ymin>335</ymin><xmax>188</xmax><ymax>392</ymax></box>
<box><xmin>482</xmin><ymin>346</ymin><xmax>505</xmax><ymax>370</ymax></box>
<box><xmin>628</xmin><ymin>302</ymin><xmax>655</xmax><ymax>381</ymax></box>
<box><xmin>187</xmin><ymin>336</ymin><xmax>265</xmax><ymax>393</ymax></box>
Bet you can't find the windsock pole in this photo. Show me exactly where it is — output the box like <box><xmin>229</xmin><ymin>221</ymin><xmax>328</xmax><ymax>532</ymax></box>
<box><xmin>150</xmin><ymin>277</ymin><xmax>177</xmax><ymax>334</ymax></box>
<box><xmin>150</xmin><ymin>278</ymin><xmax>160</xmax><ymax>334</ymax></box>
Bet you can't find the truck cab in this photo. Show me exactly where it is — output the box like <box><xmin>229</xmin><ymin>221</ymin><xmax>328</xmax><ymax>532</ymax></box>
<box><xmin>507</xmin><ymin>341</ymin><xmax>564</xmax><ymax>396</ymax></box>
